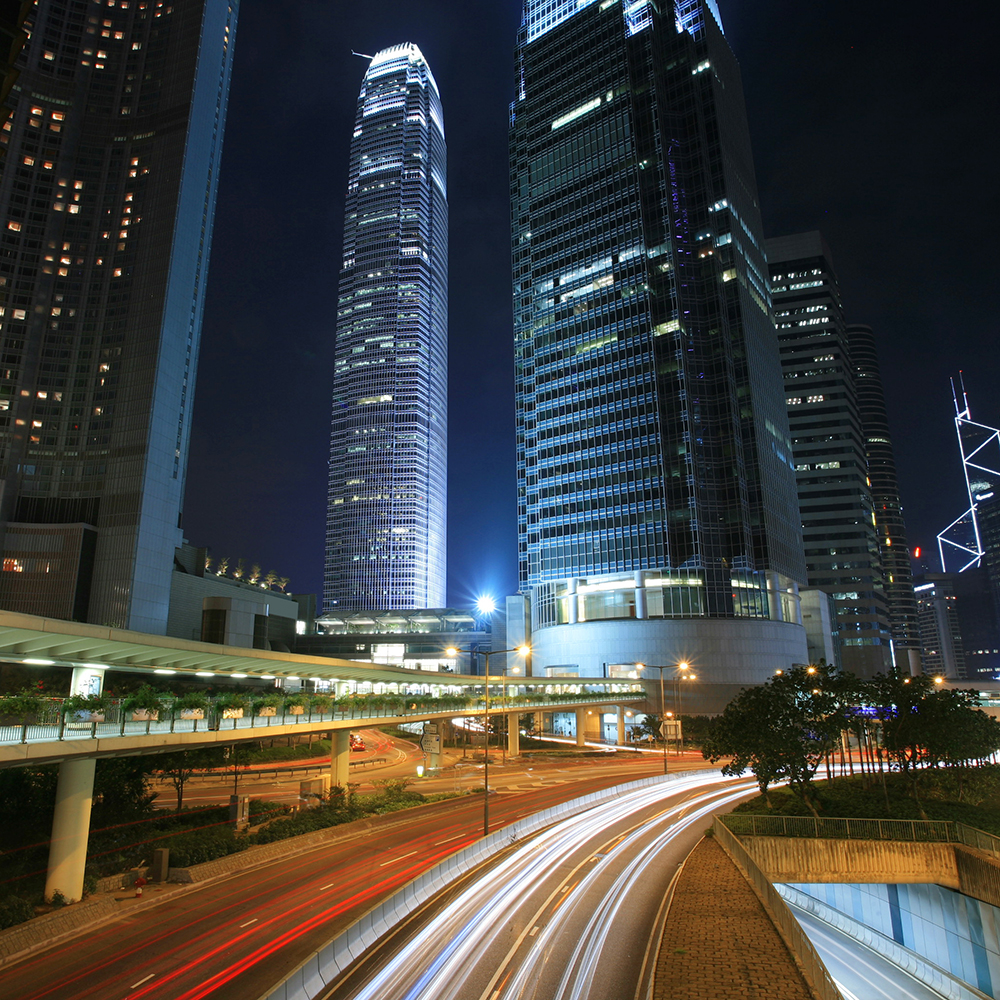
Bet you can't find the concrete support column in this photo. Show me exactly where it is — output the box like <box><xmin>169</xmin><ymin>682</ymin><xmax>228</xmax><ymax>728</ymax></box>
<box><xmin>617</xmin><ymin>705</ymin><xmax>626</xmax><ymax>745</ymax></box>
<box><xmin>45</xmin><ymin>757</ymin><xmax>96</xmax><ymax>903</ymax></box>
<box><xmin>575</xmin><ymin>708</ymin><xmax>587</xmax><ymax>747</ymax></box>
<box><xmin>330</xmin><ymin>730</ymin><xmax>350</xmax><ymax>790</ymax></box>
<box><xmin>507</xmin><ymin>712</ymin><xmax>520</xmax><ymax>757</ymax></box>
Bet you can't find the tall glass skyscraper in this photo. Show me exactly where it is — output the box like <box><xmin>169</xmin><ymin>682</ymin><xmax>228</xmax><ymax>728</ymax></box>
<box><xmin>767</xmin><ymin>233</ymin><xmax>893</xmax><ymax>678</ymax></box>
<box><xmin>510</xmin><ymin>0</ymin><xmax>807</xmax><ymax>688</ymax></box>
<box><xmin>325</xmin><ymin>44</ymin><xmax>447</xmax><ymax>613</ymax></box>
<box><xmin>0</xmin><ymin>0</ymin><xmax>238</xmax><ymax>633</ymax></box>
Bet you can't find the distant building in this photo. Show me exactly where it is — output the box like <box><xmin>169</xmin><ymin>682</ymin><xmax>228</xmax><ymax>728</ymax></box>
<box><xmin>913</xmin><ymin>574</ymin><xmax>966</xmax><ymax>679</ymax></box>
<box><xmin>0</xmin><ymin>0</ymin><xmax>238</xmax><ymax>633</ymax></box>
<box><xmin>509</xmin><ymin>0</ymin><xmax>808</xmax><ymax>693</ymax></box>
<box><xmin>325</xmin><ymin>44</ymin><xmax>448</xmax><ymax>613</ymax></box>
<box><xmin>767</xmin><ymin>232</ymin><xmax>893</xmax><ymax>678</ymax></box>
<box><xmin>847</xmin><ymin>323</ymin><xmax>921</xmax><ymax>674</ymax></box>
<box><xmin>167</xmin><ymin>543</ymin><xmax>307</xmax><ymax>651</ymax></box>
<box><xmin>305</xmin><ymin>607</ymin><xmax>489</xmax><ymax>673</ymax></box>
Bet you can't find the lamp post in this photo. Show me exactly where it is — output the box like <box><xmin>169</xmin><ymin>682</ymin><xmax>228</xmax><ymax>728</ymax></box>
<box><xmin>636</xmin><ymin>660</ymin><xmax>691</xmax><ymax>773</ymax></box>
<box><xmin>446</xmin><ymin>644</ymin><xmax>530</xmax><ymax>837</ymax></box>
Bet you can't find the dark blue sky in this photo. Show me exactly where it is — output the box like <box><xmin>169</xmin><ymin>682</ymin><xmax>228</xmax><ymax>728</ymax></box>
<box><xmin>183</xmin><ymin>0</ymin><xmax>998</xmax><ymax>607</ymax></box>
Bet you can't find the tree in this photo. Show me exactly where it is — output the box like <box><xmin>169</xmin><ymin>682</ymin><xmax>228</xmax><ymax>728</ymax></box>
<box><xmin>156</xmin><ymin>747</ymin><xmax>225</xmax><ymax>811</ymax></box>
<box><xmin>702</xmin><ymin>664</ymin><xmax>847</xmax><ymax>813</ymax></box>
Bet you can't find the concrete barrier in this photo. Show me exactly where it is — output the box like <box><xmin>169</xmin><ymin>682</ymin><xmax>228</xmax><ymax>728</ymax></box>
<box><xmin>741</xmin><ymin>835</ymin><xmax>961</xmax><ymax>887</ymax></box>
<box><xmin>255</xmin><ymin>771</ymin><xmax>695</xmax><ymax>1000</ymax></box>
<box><xmin>778</xmin><ymin>883</ymin><xmax>991</xmax><ymax>1000</ymax></box>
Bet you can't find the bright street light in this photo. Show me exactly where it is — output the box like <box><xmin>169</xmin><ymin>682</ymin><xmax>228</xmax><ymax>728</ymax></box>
<box><xmin>475</xmin><ymin>595</ymin><xmax>496</xmax><ymax>615</ymax></box>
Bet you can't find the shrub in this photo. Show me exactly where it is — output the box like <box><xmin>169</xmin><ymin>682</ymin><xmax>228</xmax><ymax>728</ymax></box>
<box><xmin>0</xmin><ymin>895</ymin><xmax>34</xmax><ymax>929</ymax></box>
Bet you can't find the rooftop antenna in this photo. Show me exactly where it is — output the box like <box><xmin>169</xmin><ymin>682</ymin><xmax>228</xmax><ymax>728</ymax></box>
<box><xmin>937</xmin><ymin>373</ymin><xmax>1000</xmax><ymax>572</ymax></box>
<box><xmin>351</xmin><ymin>50</ymin><xmax>373</xmax><ymax>60</ymax></box>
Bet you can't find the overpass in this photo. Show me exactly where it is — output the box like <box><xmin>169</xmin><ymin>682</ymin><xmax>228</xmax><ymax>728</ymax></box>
<box><xmin>0</xmin><ymin>610</ymin><xmax>645</xmax><ymax>903</ymax></box>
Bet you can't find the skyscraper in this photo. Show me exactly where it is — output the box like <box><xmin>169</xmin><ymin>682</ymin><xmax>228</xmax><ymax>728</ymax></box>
<box><xmin>325</xmin><ymin>44</ymin><xmax>447</xmax><ymax>613</ymax></box>
<box><xmin>0</xmin><ymin>0</ymin><xmax>238</xmax><ymax>633</ymax></box>
<box><xmin>847</xmin><ymin>323</ymin><xmax>921</xmax><ymax>674</ymax></box>
<box><xmin>510</xmin><ymin>0</ymin><xmax>807</xmax><ymax>688</ymax></box>
<box><xmin>767</xmin><ymin>232</ymin><xmax>893</xmax><ymax>678</ymax></box>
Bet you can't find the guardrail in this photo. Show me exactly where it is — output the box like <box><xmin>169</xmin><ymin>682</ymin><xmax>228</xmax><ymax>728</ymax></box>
<box><xmin>777</xmin><ymin>883</ymin><xmax>991</xmax><ymax>1000</ymax></box>
<box><xmin>712</xmin><ymin>819</ymin><xmax>842</xmax><ymax>1000</ymax></box>
<box><xmin>0</xmin><ymin>690</ymin><xmax>643</xmax><ymax>748</ymax></box>
<box><xmin>718</xmin><ymin>814</ymin><xmax>1000</xmax><ymax>861</ymax></box>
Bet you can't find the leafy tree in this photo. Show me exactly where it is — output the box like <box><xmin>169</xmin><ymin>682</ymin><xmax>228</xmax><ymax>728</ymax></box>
<box><xmin>155</xmin><ymin>747</ymin><xmax>226</xmax><ymax>811</ymax></box>
<box><xmin>93</xmin><ymin>757</ymin><xmax>157</xmax><ymax>818</ymax></box>
<box><xmin>702</xmin><ymin>664</ymin><xmax>848</xmax><ymax>813</ymax></box>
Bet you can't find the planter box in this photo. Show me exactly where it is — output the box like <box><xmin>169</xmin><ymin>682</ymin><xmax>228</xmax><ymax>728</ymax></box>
<box><xmin>180</xmin><ymin>708</ymin><xmax>205</xmax><ymax>720</ymax></box>
<box><xmin>222</xmin><ymin>707</ymin><xmax>244</xmax><ymax>719</ymax></box>
<box><xmin>257</xmin><ymin>707</ymin><xmax>277</xmax><ymax>717</ymax></box>
<box><xmin>288</xmin><ymin>705</ymin><xmax>305</xmax><ymax>716</ymax></box>
<box><xmin>130</xmin><ymin>709</ymin><xmax>159</xmax><ymax>722</ymax></box>
<box><xmin>70</xmin><ymin>711</ymin><xmax>105</xmax><ymax>723</ymax></box>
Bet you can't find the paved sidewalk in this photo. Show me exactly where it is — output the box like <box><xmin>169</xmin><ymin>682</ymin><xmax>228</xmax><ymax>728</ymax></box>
<box><xmin>653</xmin><ymin>837</ymin><xmax>818</xmax><ymax>1000</ymax></box>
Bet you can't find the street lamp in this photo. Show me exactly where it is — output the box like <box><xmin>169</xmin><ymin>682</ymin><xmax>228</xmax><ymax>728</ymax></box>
<box><xmin>446</xmin><ymin>643</ymin><xmax>530</xmax><ymax>837</ymax></box>
<box><xmin>636</xmin><ymin>660</ymin><xmax>693</xmax><ymax>772</ymax></box>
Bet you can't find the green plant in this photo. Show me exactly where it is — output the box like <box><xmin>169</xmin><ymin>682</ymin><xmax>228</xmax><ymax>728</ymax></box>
<box><xmin>310</xmin><ymin>694</ymin><xmax>333</xmax><ymax>714</ymax></box>
<box><xmin>47</xmin><ymin>890</ymin><xmax>67</xmax><ymax>907</ymax></box>
<box><xmin>122</xmin><ymin>685</ymin><xmax>166</xmax><ymax>715</ymax></box>
<box><xmin>63</xmin><ymin>692</ymin><xmax>111</xmax><ymax>715</ymax></box>
<box><xmin>0</xmin><ymin>690</ymin><xmax>44</xmax><ymax>720</ymax></box>
<box><xmin>251</xmin><ymin>693</ymin><xmax>282</xmax><ymax>713</ymax></box>
<box><xmin>174</xmin><ymin>692</ymin><xmax>210</xmax><ymax>712</ymax></box>
<box><xmin>213</xmin><ymin>692</ymin><xmax>248</xmax><ymax>712</ymax></box>
<box><xmin>283</xmin><ymin>693</ymin><xmax>307</xmax><ymax>710</ymax></box>
<box><xmin>0</xmin><ymin>895</ymin><xmax>34</xmax><ymax>929</ymax></box>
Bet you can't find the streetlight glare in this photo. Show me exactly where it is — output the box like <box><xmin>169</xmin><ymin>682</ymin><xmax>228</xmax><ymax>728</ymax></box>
<box><xmin>445</xmin><ymin>646</ymin><xmax>458</xmax><ymax>657</ymax></box>
<box><xmin>475</xmin><ymin>595</ymin><xmax>497</xmax><ymax>615</ymax></box>
<box><xmin>517</xmin><ymin>645</ymin><xmax>531</xmax><ymax>656</ymax></box>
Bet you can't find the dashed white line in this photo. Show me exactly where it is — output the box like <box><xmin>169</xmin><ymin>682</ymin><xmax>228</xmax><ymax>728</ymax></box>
<box><xmin>239</xmin><ymin>918</ymin><xmax>258</xmax><ymax>928</ymax></box>
<box><xmin>379</xmin><ymin>850</ymin><xmax>418</xmax><ymax>867</ymax></box>
<box><xmin>320</xmin><ymin>882</ymin><xmax>336</xmax><ymax>890</ymax></box>
<box><xmin>130</xmin><ymin>973</ymin><xmax>155</xmax><ymax>989</ymax></box>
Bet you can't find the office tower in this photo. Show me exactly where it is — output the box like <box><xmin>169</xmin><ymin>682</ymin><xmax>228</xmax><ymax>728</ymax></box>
<box><xmin>767</xmin><ymin>232</ymin><xmax>893</xmax><ymax>677</ymax></box>
<box><xmin>0</xmin><ymin>0</ymin><xmax>238</xmax><ymax>633</ymax></box>
<box><xmin>914</xmin><ymin>575</ymin><xmax>967</xmax><ymax>679</ymax></box>
<box><xmin>510</xmin><ymin>0</ymin><xmax>808</xmax><ymax>688</ymax></box>
<box><xmin>325</xmin><ymin>44</ymin><xmax>447</xmax><ymax>613</ymax></box>
<box><xmin>847</xmin><ymin>323</ymin><xmax>921</xmax><ymax>674</ymax></box>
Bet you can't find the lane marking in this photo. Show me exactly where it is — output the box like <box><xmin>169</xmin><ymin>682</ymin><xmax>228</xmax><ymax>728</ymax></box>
<box><xmin>130</xmin><ymin>974</ymin><xmax>155</xmax><ymax>989</ymax></box>
<box><xmin>379</xmin><ymin>850</ymin><xmax>417</xmax><ymax>867</ymax></box>
<box><xmin>437</xmin><ymin>833</ymin><xmax>464</xmax><ymax>844</ymax></box>
<box><xmin>529</xmin><ymin>926</ymin><xmax>540</xmax><ymax>937</ymax></box>
<box><xmin>320</xmin><ymin>883</ymin><xmax>336</xmax><ymax>890</ymax></box>
<box><xmin>239</xmin><ymin>918</ymin><xmax>258</xmax><ymax>928</ymax></box>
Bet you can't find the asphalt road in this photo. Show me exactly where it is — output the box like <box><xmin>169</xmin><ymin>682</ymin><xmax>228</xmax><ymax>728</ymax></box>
<box><xmin>789</xmin><ymin>904</ymin><xmax>952</xmax><ymax>1000</ymax></box>
<box><xmin>0</xmin><ymin>747</ymin><xmax>712</xmax><ymax>1000</ymax></box>
<box><xmin>321</xmin><ymin>772</ymin><xmax>758</xmax><ymax>1000</ymax></box>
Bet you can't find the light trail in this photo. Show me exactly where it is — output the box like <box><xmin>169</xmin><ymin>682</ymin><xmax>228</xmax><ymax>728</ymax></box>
<box><xmin>337</xmin><ymin>771</ymin><xmax>757</xmax><ymax>1000</ymax></box>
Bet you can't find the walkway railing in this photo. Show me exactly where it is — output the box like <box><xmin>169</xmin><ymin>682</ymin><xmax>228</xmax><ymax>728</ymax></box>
<box><xmin>712</xmin><ymin>819</ymin><xmax>842</xmax><ymax>1000</ymax></box>
<box><xmin>719</xmin><ymin>813</ymin><xmax>1000</xmax><ymax>860</ymax></box>
<box><xmin>0</xmin><ymin>690</ymin><xmax>642</xmax><ymax>747</ymax></box>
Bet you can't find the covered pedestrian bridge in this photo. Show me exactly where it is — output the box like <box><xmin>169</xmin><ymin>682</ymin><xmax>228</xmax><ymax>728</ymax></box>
<box><xmin>0</xmin><ymin>611</ymin><xmax>645</xmax><ymax>902</ymax></box>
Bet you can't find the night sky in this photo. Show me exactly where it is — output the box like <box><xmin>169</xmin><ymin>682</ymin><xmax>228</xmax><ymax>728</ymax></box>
<box><xmin>182</xmin><ymin>0</ymin><xmax>998</xmax><ymax>609</ymax></box>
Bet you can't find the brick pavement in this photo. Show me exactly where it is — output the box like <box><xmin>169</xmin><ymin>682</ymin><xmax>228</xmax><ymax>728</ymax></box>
<box><xmin>653</xmin><ymin>837</ymin><xmax>818</xmax><ymax>1000</ymax></box>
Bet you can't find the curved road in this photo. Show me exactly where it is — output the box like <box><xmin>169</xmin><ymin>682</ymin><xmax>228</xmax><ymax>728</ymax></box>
<box><xmin>321</xmin><ymin>772</ymin><xmax>757</xmax><ymax>1000</ymax></box>
<box><xmin>0</xmin><ymin>754</ymin><xmax>713</xmax><ymax>1000</ymax></box>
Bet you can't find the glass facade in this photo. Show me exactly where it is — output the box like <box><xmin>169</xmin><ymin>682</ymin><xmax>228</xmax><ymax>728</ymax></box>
<box><xmin>511</xmin><ymin>0</ymin><xmax>804</xmax><ymax>628</ymax></box>
<box><xmin>767</xmin><ymin>233</ymin><xmax>893</xmax><ymax>677</ymax></box>
<box><xmin>0</xmin><ymin>0</ymin><xmax>238</xmax><ymax>633</ymax></box>
<box><xmin>847</xmin><ymin>323</ymin><xmax>922</xmax><ymax>674</ymax></box>
<box><xmin>325</xmin><ymin>44</ymin><xmax>448</xmax><ymax>613</ymax></box>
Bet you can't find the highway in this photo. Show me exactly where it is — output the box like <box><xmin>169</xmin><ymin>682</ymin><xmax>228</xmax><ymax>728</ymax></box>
<box><xmin>0</xmin><ymin>748</ymin><xmax>715</xmax><ymax>1000</ymax></box>
<box><xmin>789</xmin><ymin>904</ymin><xmax>952</xmax><ymax>1000</ymax></box>
<box><xmin>319</xmin><ymin>772</ymin><xmax>757</xmax><ymax>1000</ymax></box>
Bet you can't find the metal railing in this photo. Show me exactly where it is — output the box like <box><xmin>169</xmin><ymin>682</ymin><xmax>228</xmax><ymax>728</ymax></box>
<box><xmin>720</xmin><ymin>813</ymin><xmax>1000</xmax><ymax>860</ymax></box>
<box><xmin>712</xmin><ymin>819</ymin><xmax>842</xmax><ymax>1000</ymax></box>
<box><xmin>0</xmin><ymin>690</ymin><xmax>643</xmax><ymax>747</ymax></box>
